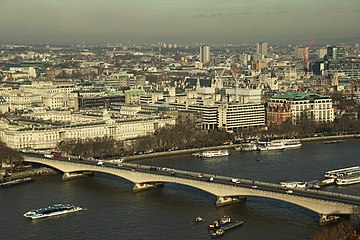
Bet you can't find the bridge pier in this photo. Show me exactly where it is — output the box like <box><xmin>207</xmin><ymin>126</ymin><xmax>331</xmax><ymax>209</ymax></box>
<box><xmin>133</xmin><ymin>182</ymin><xmax>164</xmax><ymax>192</ymax></box>
<box><xmin>319</xmin><ymin>214</ymin><xmax>341</xmax><ymax>225</ymax></box>
<box><xmin>216</xmin><ymin>196</ymin><xmax>246</xmax><ymax>207</ymax></box>
<box><xmin>62</xmin><ymin>171</ymin><xmax>94</xmax><ymax>180</ymax></box>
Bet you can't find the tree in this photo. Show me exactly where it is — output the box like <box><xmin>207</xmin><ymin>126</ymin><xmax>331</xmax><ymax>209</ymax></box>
<box><xmin>299</xmin><ymin>111</ymin><xmax>316</xmax><ymax>137</ymax></box>
<box><xmin>58</xmin><ymin>137</ymin><xmax>124</xmax><ymax>159</ymax></box>
<box><xmin>0</xmin><ymin>141</ymin><xmax>23</xmax><ymax>174</ymax></box>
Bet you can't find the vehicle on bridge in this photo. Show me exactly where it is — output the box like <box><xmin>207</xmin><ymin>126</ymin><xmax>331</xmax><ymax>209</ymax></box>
<box><xmin>44</xmin><ymin>151</ymin><xmax>62</xmax><ymax>159</ymax></box>
<box><xmin>231</xmin><ymin>178</ymin><xmax>240</xmax><ymax>184</ymax></box>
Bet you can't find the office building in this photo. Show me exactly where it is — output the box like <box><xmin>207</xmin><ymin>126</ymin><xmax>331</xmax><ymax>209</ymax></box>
<box><xmin>294</xmin><ymin>47</ymin><xmax>307</xmax><ymax>59</ymax></box>
<box><xmin>267</xmin><ymin>92</ymin><xmax>334</xmax><ymax>125</ymax></box>
<box><xmin>200</xmin><ymin>45</ymin><xmax>210</xmax><ymax>67</ymax></box>
<box><xmin>256</xmin><ymin>42</ymin><xmax>269</xmax><ymax>57</ymax></box>
<box><xmin>327</xmin><ymin>46</ymin><xmax>346</xmax><ymax>61</ymax></box>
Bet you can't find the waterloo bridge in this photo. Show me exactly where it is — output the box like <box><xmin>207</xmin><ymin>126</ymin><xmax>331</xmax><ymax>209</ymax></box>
<box><xmin>22</xmin><ymin>152</ymin><xmax>360</xmax><ymax>225</ymax></box>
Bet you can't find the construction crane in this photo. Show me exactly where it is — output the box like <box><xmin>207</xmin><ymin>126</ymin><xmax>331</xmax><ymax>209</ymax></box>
<box><xmin>303</xmin><ymin>36</ymin><xmax>317</xmax><ymax>72</ymax></box>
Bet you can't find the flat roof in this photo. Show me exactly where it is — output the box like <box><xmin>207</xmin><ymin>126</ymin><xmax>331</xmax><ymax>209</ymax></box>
<box><xmin>272</xmin><ymin>92</ymin><xmax>329</xmax><ymax>101</ymax></box>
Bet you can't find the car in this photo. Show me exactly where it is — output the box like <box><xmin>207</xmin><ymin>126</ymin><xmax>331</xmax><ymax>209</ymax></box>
<box><xmin>198</xmin><ymin>174</ymin><xmax>204</xmax><ymax>178</ymax></box>
<box><xmin>97</xmin><ymin>161</ymin><xmax>104</xmax><ymax>165</ymax></box>
<box><xmin>286</xmin><ymin>190</ymin><xmax>293</xmax><ymax>194</ymax></box>
<box><xmin>251</xmin><ymin>185</ymin><xmax>258</xmax><ymax>189</ymax></box>
<box><xmin>208</xmin><ymin>177</ymin><xmax>214</xmax><ymax>182</ymax></box>
<box><xmin>231</xmin><ymin>178</ymin><xmax>240</xmax><ymax>184</ymax></box>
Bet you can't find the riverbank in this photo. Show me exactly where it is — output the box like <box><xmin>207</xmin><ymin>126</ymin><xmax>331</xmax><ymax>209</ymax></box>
<box><xmin>122</xmin><ymin>134</ymin><xmax>359</xmax><ymax>162</ymax></box>
<box><xmin>0</xmin><ymin>167</ymin><xmax>57</xmax><ymax>183</ymax></box>
<box><xmin>123</xmin><ymin>145</ymin><xmax>236</xmax><ymax>161</ymax></box>
<box><xmin>300</xmin><ymin>133</ymin><xmax>359</xmax><ymax>142</ymax></box>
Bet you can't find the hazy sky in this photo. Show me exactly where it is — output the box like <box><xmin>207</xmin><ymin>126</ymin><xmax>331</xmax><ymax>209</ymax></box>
<box><xmin>0</xmin><ymin>0</ymin><xmax>359</xmax><ymax>44</ymax></box>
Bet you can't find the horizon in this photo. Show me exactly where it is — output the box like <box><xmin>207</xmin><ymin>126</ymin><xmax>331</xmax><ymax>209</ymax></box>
<box><xmin>0</xmin><ymin>0</ymin><xmax>359</xmax><ymax>45</ymax></box>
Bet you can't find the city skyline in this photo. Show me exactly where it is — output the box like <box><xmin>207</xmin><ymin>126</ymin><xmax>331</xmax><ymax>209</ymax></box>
<box><xmin>0</xmin><ymin>0</ymin><xmax>359</xmax><ymax>45</ymax></box>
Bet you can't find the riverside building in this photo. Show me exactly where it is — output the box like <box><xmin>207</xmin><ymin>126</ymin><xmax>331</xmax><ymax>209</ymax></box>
<box><xmin>0</xmin><ymin>111</ymin><xmax>175</xmax><ymax>150</ymax></box>
<box><xmin>267</xmin><ymin>92</ymin><xmax>334</xmax><ymax>125</ymax></box>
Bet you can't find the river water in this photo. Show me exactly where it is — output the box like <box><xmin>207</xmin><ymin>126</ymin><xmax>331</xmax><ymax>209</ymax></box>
<box><xmin>1</xmin><ymin>139</ymin><xmax>360</xmax><ymax>240</ymax></box>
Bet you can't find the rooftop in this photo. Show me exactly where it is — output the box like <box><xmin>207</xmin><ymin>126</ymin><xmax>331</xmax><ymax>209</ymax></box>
<box><xmin>272</xmin><ymin>92</ymin><xmax>329</xmax><ymax>101</ymax></box>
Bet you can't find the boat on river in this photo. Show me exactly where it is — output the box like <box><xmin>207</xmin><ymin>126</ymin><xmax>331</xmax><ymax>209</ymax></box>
<box><xmin>324</xmin><ymin>166</ymin><xmax>360</xmax><ymax>179</ymax></box>
<box><xmin>257</xmin><ymin>141</ymin><xmax>285</xmax><ymax>151</ymax></box>
<box><xmin>235</xmin><ymin>142</ymin><xmax>257</xmax><ymax>152</ymax></box>
<box><xmin>194</xmin><ymin>216</ymin><xmax>204</xmax><ymax>223</ymax></box>
<box><xmin>336</xmin><ymin>174</ymin><xmax>360</xmax><ymax>185</ymax></box>
<box><xmin>257</xmin><ymin>139</ymin><xmax>301</xmax><ymax>151</ymax></box>
<box><xmin>23</xmin><ymin>204</ymin><xmax>83</xmax><ymax>219</ymax></box>
<box><xmin>0</xmin><ymin>177</ymin><xmax>32</xmax><ymax>187</ymax></box>
<box><xmin>208</xmin><ymin>216</ymin><xmax>243</xmax><ymax>237</ymax></box>
<box><xmin>201</xmin><ymin>150</ymin><xmax>230</xmax><ymax>158</ymax></box>
<box><xmin>281</xmin><ymin>139</ymin><xmax>302</xmax><ymax>149</ymax></box>
<box><xmin>323</xmin><ymin>140</ymin><xmax>343</xmax><ymax>144</ymax></box>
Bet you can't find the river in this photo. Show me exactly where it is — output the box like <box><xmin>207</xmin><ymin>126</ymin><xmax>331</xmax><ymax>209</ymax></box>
<box><xmin>1</xmin><ymin>139</ymin><xmax>360</xmax><ymax>240</ymax></box>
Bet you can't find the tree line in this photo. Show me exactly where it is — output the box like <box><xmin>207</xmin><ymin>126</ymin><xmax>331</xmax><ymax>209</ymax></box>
<box><xmin>57</xmin><ymin>121</ymin><xmax>231</xmax><ymax>158</ymax></box>
<box><xmin>265</xmin><ymin>114</ymin><xmax>360</xmax><ymax>139</ymax></box>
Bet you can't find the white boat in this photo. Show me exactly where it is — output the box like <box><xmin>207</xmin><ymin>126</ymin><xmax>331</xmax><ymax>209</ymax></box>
<box><xmin>201</xmin><ymin>150</ymin><xmax>230</xmax><ymax>158</ymax></box>
<box><xmin>336</xmin><ymin>174</ymin><xmax>360</xmax><ymax>185</ymax></box>
<box><xmin>192</xmin><ymin>153</ymin><xmax>202</xmax><ymax>158</ymax></box>
<box><xmin>324</xmin><ymin>166</ymin><xmax>360</xmax><ymax>179</ymax></box>
<box><xmin>23</xmin><ymin>204</ymin><xmax>83</xmax><ymax>219</ymax></box>
<box><xmin>281</xmin><ymin>139</ymin><xmax>302</xmax><ymax>149</ymax></box>
<box><xmin>323</xmin><ymin>140</ymin><xmax>343</xmax><ymax>144</ymax></box>
<box><xmin>194</xmin><ymin>216</ymin><xmax>204</xmax><ymax>222</ymax></box>
<box><xmin>257</xmin><ymin>141</ymin><xmax>285</xmax><ymax>151</ymax></box>
<box><xmin>0</xmin><ymin>177</ymin><xmax>32</xmax><ymax>187</ymax></box>
<box><xmin>257</xmin><ymin>138</ymin><xmax>302</xmax><ymax>151</ymax></box>
<box><xmin>235</xmin><ymin>142</ymin><xmax>257</xmax><ymax>152</ymax></box>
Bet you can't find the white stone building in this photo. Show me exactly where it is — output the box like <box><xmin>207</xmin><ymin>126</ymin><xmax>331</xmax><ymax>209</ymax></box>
<box><xmin>268</xmin><ymin>93</ymin><xmax>334</xmax><ymax>124</ymax></box>
<box><xmin>0</xmin><ymin>112</ymin><xmax>175</xmax><ymax>149</ymax></box>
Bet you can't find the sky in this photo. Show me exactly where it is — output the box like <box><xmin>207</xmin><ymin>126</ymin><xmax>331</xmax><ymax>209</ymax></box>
<box><xmin>0</xmin><ymin>0</ymin><xmax>359</xmax><ymax>44</ymax></box>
